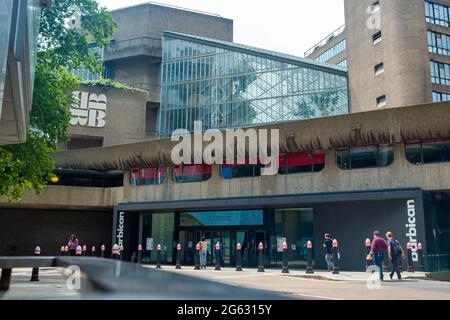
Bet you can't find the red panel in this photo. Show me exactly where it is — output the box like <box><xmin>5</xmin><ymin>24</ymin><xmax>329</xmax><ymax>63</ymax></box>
<box><xmin>279</xmin><ymin>152</ymin><xmax>325</xmax><ymax>167</ymax></box>
<box><xmin>173</xmin><ymin>164</ymin><xmax>212</xmax><ymax>177</ymax></box>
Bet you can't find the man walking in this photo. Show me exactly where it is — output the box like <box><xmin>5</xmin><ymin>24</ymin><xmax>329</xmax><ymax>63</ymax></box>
<box><xmin>386</xmin><ymin>231</ymin><xmax>405</xmax><ymax>280</ymax></box>
<box><xmin>323</xmin><ymin>233</ymin><xmax>334</xmax><ymax>272</ymax></box>
<box><xmin>369</xmin><ymin>230</ymin><xmax>388</xmax><ymax>281</ymax></box>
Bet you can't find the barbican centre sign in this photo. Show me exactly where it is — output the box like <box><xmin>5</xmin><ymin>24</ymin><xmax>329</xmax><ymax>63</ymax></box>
<box><xmin>70</xmin><ymin>91</ymin><xmax>107</xmax><ymax>128</ymax></box>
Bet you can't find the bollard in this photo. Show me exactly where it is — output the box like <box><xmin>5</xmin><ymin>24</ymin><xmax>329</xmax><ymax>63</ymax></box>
<box><xmin>281</xmin><ymin>241</ymin><xmax>289</xmax><ymax>274</ymax></box>
<box><xmin>64</xmin><ymin>245</ymin><xmax>69</xmax><ymax>256</ymax></box>
<box><xmin>60</xmin><ymin>246</ymin><xmax>65</xmax><ymax>256</ymax></box>
<box><xmin>75</xmin><ymin>245</ymin><xmax>82</xmax><ymax>256</ymax></box>
<box><xmin>156</xmin><ymin>244</ymin><xmax>162</xmax><ymax>269</ymax></box>
<box><xmin>365</xmin><ymin>238</ymin><xmax>372</xmax><ymax>270</ymax></box>
<box><xmin>82</xmin><ymin>245</ymin><xmax>87</xmax><ymax>256</ymax></box>
<box><xmin>215</xmin><ymin>242</ymin><xmax>221</xmax><ymax>271</ymax></box>
<box><xmin>137</xmin><ymin>244</ymin><xmax>143</xmax><ymax>264</ymax></box>
<box><xmin>112</xmin><ymin>244</ymin><xmax>119</xmax><ymax>260</ymax></box>
<box><xmin>257</xmin><ymin>242</ymin><xmax>265</xmax><ymax>272</ymax></box>
<box><xmin>235</xmin><ymin>243</ymin><xmax>243</xmax><ymax>272</ymax></box>
<box><xmin>194</xmin><ymin>243</ymin><xmax>201</xmax><ymax>270</ymax></box>
<box><xmin>332</xmin><ymin>239</ymin><xmax>339</xmax><ymax>274</ymax></box>
<box><xmin>417</xmin><ymin>243</ymin><xmax>424</xmax><ymax>271</ymax></box>
<box><xmin>30</xmin><ymin>246</ymin><xmax>41</xmax><ymax>282</ymax></box>
<box><xmin>175</xmin><ymin>243</ymin><xmax>182</xmax><ymax>269</ymax></box>
<box><xmin>306</xmin><ymin>241</ymin><xmax>314</xmax><ymax>274</ymax></box>
<box><xmin>91</xmin><ymin>246</ymin><xmax>96</xmax><ymax>257</ymax></box>
<box><xmin>101</xmin><ymin>244</ymin><xmax>105</xmax><ymax>258</ymax></box>
<box><xmin>119</xmin><ymin>245</ymin><xmax>123</xmax><ymax>260</ymax></box>
<box><xmin>406</xmin><ymin>242</ymin><xmax>415</xmax><ymax>272</ymax></box>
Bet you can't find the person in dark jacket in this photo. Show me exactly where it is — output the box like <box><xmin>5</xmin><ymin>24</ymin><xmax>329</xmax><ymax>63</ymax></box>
<box><xmin>67</xmin><ymin>234</ymin><xmax>79</xmax><ymax>256</ymax></box>
<box><xmin>369</xmin><ymin>230</ymin><xmax>388</xmax><ymax>281</ymax></box>
<box><xmin>386</xmin><ymin>231</ymin><xmax>406</xmax><ymax>280</ymax></box>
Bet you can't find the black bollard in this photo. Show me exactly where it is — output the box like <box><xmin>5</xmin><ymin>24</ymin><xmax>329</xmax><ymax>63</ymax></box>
<box><xmin>156</xmin><ymin>244</ymin><xmax>162</xmax><ymax>269</ymax></box>
<box><xmin>215</xmin><ymin>242</ymin><xmax>221</xmax><ymax>271</ymax></box>
<box><xmin>137</xmin><ymin>244</ymin><xmax>142</xmax><ymax>264</ymax></box>
<box><xmin>235</xmin><ymin>243</ymin><xmax>243</xmax><ymax>272</ymax></box>
<box><xmin>281</xmin><ymin>241</ymin><xmax>289</xmax><ymax>274</ymax></box>
<box><xmin>30</xmin><ymin>246</ymin><xmax>41</xmax><ymax>282</ymax></box>
<box><xmin>76</xmin><ymin>245</ymin><xmax>82</xmax><ymax>257</ymax></box>
<box><xmin>175</xmin><ymin>243</ymin><xmax>182</xmax><ymax>269</ymax></box>
<box><xmin>64</xmin><ymin>246</ymin><xmax>69</xmax><ymax>256</ymax></box>
<box><xmin>91</xmin><ymin>246</ymin><xmax>96</xmax><ymax>257</ymax></box>
<box><xmin>60</xmin><ymin>246</ymin><xmax>65</xmax><ymax>256</ymax></box>
<box><xmin>332</xmin><ymin>239</ymin><xmax>339</xmax><ymax>274</ymax></box>
<box><xmin>417</xmin><ymin>243</ymin><xmax>424</xmax><ymax>271</ymax></box>
<box><xmin>306</xmin><ymin>241</ymin><xmax>314</xmax><ymax>274</ymax></box>
<box><xmin>82</xmin><ymin>245</ymin><xmax>87</xmax><ymax>256</ymax></box>
<box><xmin>112</xmin><ymin>244</ymin><xmax>119</xmax><ymax>260</ymax></box>
<box><xmin>257</xmin><ymin>242</ymin><xmax>265</xmax><ymax>272</ymax></box>
<box><xmin>119</xmin><ymin>245</ymin><xmax>123</xmax><ymax>261</ymax></box>
<box><xmin>407</xmin><ymin>243</ymin><xmax>415</xmax><ymax>272</ymax></box>
<box><xmin>194</xmin><ymin>243</ymin><xmax>201</xmax><ymax>270</ymax></box>
<box><xmin>101</xmin><ymin>244</ymin><xmax>105</xmax><ymax>258</ymax></box>
<box><xmin>365</xmin><ymin>238</ymin><xmax>372</xmax><ymax>270</ymax></box>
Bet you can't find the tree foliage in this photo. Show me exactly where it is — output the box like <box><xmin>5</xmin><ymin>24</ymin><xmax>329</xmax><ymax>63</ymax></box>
<box><xmin>0</xmin><ymin>0</ymin><xmax>116</xmax><ymax>201</ymax></box>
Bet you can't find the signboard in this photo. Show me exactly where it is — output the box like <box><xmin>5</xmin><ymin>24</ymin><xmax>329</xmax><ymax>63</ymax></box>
<box><xmin>146</xmin><ymin>237</ymin><xmax>153</xmax><ymax>251</ymax></box>
<box><xmin>277</xmin><ymin>237</ymin><xmax>287</xmax><ymax>253</ymax></box>
<box><xmin>180</xmin><ymin>210</ymin><xmax>263</xmax><ymax>227</ymax></box>
<box><xmin>70</xmin><ymin>91</ymin><xmax>107</xmax><ymax>128</ymax></box>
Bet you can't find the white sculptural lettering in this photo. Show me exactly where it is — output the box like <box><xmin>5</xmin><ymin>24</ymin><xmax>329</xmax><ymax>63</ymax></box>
<box><xmin>70</xmin><ymin>91</ymin><xmax>107</xmax><ymax>128</ymax></box>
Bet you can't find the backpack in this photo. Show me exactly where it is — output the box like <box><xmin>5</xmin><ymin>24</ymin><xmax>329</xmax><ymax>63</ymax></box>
<box><xmin>390</xmin><ymin>239</ymin><xmax>402</xmax><ymax>257</ymax></box>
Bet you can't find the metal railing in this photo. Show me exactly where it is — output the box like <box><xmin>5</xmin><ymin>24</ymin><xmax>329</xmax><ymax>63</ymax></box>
<box><xmin>0</xmin><ymin>256</ymin><xmax>292</xmax><ymax>299</ymax></box>
<box><xmin>105</xmin><ymin>36</ymin><xmax>162</xmax><ymax>52</ymax></box>
<box><xmin>304</xmin><ymin>25</ymin><xmax>346</xmax><ymax>57</ymax></box>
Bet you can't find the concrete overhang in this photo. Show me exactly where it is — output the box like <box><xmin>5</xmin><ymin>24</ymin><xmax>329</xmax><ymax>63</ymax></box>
<box><xmin>52</xmin><ymin>101</ymin><xmax>450</xmax><ymax>171</ymax></box>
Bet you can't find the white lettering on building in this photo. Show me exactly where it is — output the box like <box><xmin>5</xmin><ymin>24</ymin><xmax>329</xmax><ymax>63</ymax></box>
<box><xmin>406</xmin><ymin>200</ymin><xmax>419</xmax><ymax>262</ymax></box>
<box><xmin>116</xmin><ymin>212</ymin><xmax>124</xmax><ymax>247</ymax></box>
<box><xmin>70</xmin><ymin>91</ymin><xmax>107</xmax><ymax>128</ymax></box>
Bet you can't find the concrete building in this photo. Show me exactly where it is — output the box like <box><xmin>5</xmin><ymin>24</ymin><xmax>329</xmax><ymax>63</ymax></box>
<box><xmin>305</xmin><ymin>0</ymin><xmax>450</xmax><ymax>112</ymax></box>
<box><xmin>0</xmin><ymin>0</ymin><xmax>51</xmax><ymax>145</ymax></box>
<box><xmin>77</xmin><ymin>2</ymin><xmax>234</xmax><ymax>140</ymax></box>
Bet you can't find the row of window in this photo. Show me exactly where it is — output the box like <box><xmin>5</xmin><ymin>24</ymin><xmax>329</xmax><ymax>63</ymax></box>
<box><xmin>425</xmin><ymin>1</ymin><xmax>450</xmax><ymax>28</ymax></box>
<box><xmin>50</xmin><ymin>169</ymin><xmax>124</xmax><ymax>188</ymax></box>
<box><xmin>130</xmin><ymin>139</ymin><xmax>450</xmax><ymax>186</ymax></box>
<box><xmin>432</xmin><ymin>91</ymin><xmax>450</xmax><ymax>102</ymax></box>
<box><xmin>314</xmin><ymin>40</ymin><xmax>346</xmax><ymax>63</ymax></box>
<box><xmin>430</xmin><ymin>60</ymin><xmax>450</xmax><ymax>85</ymax></box>
<box><xmin>428</xmin><ymin>30</ymin><xmax>450</xmax><ymax>57</ymax></box>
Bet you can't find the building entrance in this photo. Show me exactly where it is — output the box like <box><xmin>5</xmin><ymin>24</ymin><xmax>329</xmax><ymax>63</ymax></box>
<box><xmin>179</xmin><ymin>229</ymin><xmax>267</xmax><ymax>267</ymax></box>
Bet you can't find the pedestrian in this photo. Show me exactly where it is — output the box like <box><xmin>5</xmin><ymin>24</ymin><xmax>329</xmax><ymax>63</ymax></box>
<box><xmin>386</xmin><ymin>231</ymin><xmax>405</xmax><ymax>280</ymax></box>
<box><xmin>67</xmin><ymin>234</ymin><xmax>79</xmax><ymax>256</ymax></box>
<box><xmin>369</xmin><ymin>230</ymin><xmax>388</xmax><ymax>281</ymax></box>
<box><xmin>199</xmin><ymin>237</ymin><xmax>208</xmax><ymax>269</ymax></box>
<box><xmin>323</xmin><ymin>233</ymin><xmax>334</xmax><ymax>272</ymax></box>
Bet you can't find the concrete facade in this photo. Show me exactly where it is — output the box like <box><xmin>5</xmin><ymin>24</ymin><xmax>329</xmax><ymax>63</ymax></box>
<box><xmin>60</xmin><ymin>84</ymin><xmax>148</xmax><ymax>149</ymax></box>
<box><xmin>305</xmin><ymin>0</ymin><xmax>450</xmax><ymax>112</ymax></box>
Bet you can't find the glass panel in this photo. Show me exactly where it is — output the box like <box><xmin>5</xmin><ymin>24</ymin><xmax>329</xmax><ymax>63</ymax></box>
<box><xmin>173</xmin><ymin>164</ymin><xmax>212</xmax><ymax>183</ymax></box>
<box><xmin>150</xmin><ymin>213</ymin><xmax>175</xmax><ymax>264</ymax></box>
<box><xmin>180</xmin><ymin>210</ymin><xmax>264</xmax><ymax>227</ymax></box>
<box><xmin>0</xmin><ymin>0</ymin><xmax>13</xmax><ymax>112</ymax></box>
<box><xmin>336</xmin><ymin>145</ymin><xmax>393</xmax><ymax>170</ymax></box>
<box><xmin>159</xmin><ymin>34</ymin><xmax>348</xmax><ymax>138</ymax></box>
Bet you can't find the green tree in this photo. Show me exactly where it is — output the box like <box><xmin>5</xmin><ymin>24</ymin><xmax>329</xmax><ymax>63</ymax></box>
<box><xmin>0</xmin><ymin>0</ymin><xmax>116</xmax><ymax>201</ymax></box>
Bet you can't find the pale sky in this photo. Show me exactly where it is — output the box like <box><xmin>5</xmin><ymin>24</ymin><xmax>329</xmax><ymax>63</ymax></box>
<box><xmin>96</xmin><ymin>0</ymin><xmax>345</xmax><ymax>57</ymax></box>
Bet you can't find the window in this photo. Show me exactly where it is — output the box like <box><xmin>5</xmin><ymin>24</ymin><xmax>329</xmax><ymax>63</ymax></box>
<box><xmin>406</xmin><ymin>139</ymin><xmax>450</xmax><ymax>165</ymax></box>
<box><xmin>337</xmin><ymin>59</ymin><xmax>347</xmax><ymax>68</ymax></box>
<box><xmin>50</xmin><ymin>169</ymin><xmax>124</xmax><ymax>188</ymax></box>
<box><xmin>278</xmin><ymin>152</ymin><xmax>325</xmax><ymax>175</ymax></box>
<box><xmin>433</xmin><ymin>91</ymin><xmax>450</xmax><ymax>102</ymax></box>
<box><xmin>430</xmin><ymin>61</ymin><xmax>450</xmax><ymax>85</ymax></box>
<box><xmin>372</xmin><ymin>31</ymin><xmax>382</xmax><ymax>44</ymax></box>
<box><xmin>428</xmin><ymin>30</ymin><xmax>450</xmax><ymax>56</ymax></box>
<box><xmin>173</xmin><ymin>164</ymin><xmax>212</xmax><ymax>183</ymax></box>
<box><xmin>376</xmin><ymin>95</ymin><xmax>387</xmax><ymax>108</ymax></box>
<box><xmin>336</xmin><ymin>144</ymin><xmax>394</xmax><ymax>170</ymax></box>
<box><xmin>374</xmin><ymin>62</ymin><xmax>384</xmax><ymax>75</ymax></box>
<box><xmin>314</xmin><ymin>40</ymin><xmax>346</xmax><ymax>63</ymax></box>
<box><xmin>131</xmin><ymin>166</ymin><xmax>166</xmax><ymax>186</ymax></box>
<box><xmin>221</xmin><ymin>159</ymin><xmax>265</xmax><ymax>179</ymax></box>
<box><xmin>425</xmin><ymin>1</ymin><xmax>450</xmax><ymax>27</ymax></box>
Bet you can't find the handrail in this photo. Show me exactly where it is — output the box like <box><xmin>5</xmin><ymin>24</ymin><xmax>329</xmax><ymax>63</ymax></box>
<box><xmin>0</xmin><ymin>256</ymin><xmax>293</xmax><ymax>299</ymax></box>
<box><xmin>304</xmin><ymin>25</ymin><xmax>346</xmax><ymax>57</ymax></box>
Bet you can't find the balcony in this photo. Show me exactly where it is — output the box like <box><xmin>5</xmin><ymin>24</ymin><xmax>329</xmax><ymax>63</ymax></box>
<box><xmin>304</xmin><ymin>25</ymin><xmax>346</xmax><ymax>58</ymax></box>
<box><xmin>103</xmin><ymin>36</ymin><xmax>163</xmax><ymax>61</ymax></box>
<box><xmin>129</xmin><ymin>82</ymin><xmax>161</xmax><ymax>103</ymax></box>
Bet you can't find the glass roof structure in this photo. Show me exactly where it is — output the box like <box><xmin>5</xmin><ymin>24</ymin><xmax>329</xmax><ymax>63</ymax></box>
<box><xmin>159</xmin><ymin>31</ymin><xmax>349</xmax><ymax>138</ymax></box>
